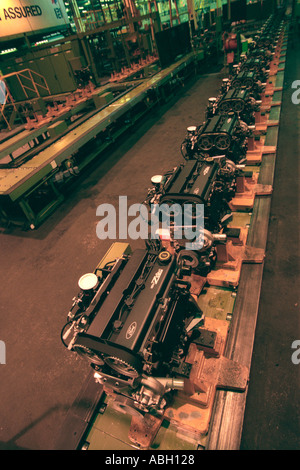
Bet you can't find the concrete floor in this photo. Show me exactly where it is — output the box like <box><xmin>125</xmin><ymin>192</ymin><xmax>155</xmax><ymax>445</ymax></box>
<box><xmin>0</xmin><ymin>33</ymin><xmax>299</xmax><ymax>450</ymax></box>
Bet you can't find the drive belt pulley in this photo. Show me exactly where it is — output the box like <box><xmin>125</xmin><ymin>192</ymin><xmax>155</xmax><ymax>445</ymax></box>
<box><xmin>219</xmin><ymin>100</ymin><xmax>232</xmax><ymax>113</ymax></box>
<box><xmin>214</xmin><ymin>134</ymin><xmax>231</xmax><ymax>150</ymax></box>
<box><xmin>73</xmin><ymin>334</ymin><xmax>142</xmax><ymax>377</ymax></box>
<box><xmin>232</xmin><ymin>99</ymin><xmax>245</xmax><ymax>113</ymax></box>
<box><xmin>73</xmin><ymin>343</ymin><xmax>105</xmax><ymax>366</ymax></box>
<box><xmin>104</xmin><ymin>356</ymin><xmax>140</xmax><ymax>378</ymax></box>
<box><xmin>198</xmin><ymin>134</ymin><xmax>214</xmax><ymax>151</ymax></box>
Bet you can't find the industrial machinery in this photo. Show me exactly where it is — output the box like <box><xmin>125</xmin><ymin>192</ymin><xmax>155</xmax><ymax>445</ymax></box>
<box><xmin>0</xmin><ymin>51</ymin><xmax>203</xmax><ymax>230</ymax></box>
<box><xmin>205</xmin><ymin>88</ymin><xmax>260</xmax><ymax>125</ymax></box>
<box><xmin>231</xmin><ymin>17</ymin><xmax>282</xmax><ymax>88</ymax></box>
<box><xmin>229</xmin><ymin>69</ymin><xmax>266</xmax><ymax>100</ymax></box>
<box><xmin>238</xmin><ymin>57</ymin><xmax>270</xmax><ymax>83</ymax></box>
<box><xmin>253</xmin><ymin>13</ymin><xmax>284</xmax><ymax>50</ymax></box>
<box><xmin>144</xmin><ymin>158</ymin><xmax>237</xmax><ymax>233</ymax></box>
<box><xmin>145</xmin><ymin>157</ymin><xmax>237</xmax><ymax>233</ymax></box>
<box><xmin>219</xmin><ymin>61</ymin><xmax>265</xmax><ymax>101</ymax></box>
<box><xmin>142</xmin><ymin>157</ymin><xmax>242</xmax><ymax>275</ymax></box>
<box><xmin>180</xmin><ymin>113</ymin><xmax>250</xmax><ymax>163</ymax></box>
<box><xmin>55</xmin><ymin>9</ymin><xmax>289</xmax><ymax>450</ymax></box>
<box><xmin>247</xmin><ymin>45</ymin><xmax>273</xmax><ymax>65</ymax></box>
<box><xmin>225</xmin><ymin>32</ymin><xmax>275</xmax><ymax>99</ymax></box>
<box><xmin>61</xmin><ymin>241</ymin><xmax>205</xmax><ymax>417</ymax></box>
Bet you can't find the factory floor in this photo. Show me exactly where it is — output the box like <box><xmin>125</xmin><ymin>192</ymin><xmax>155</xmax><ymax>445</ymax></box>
<box><xmin>0</xmin><ymin>36</ymin><xmax>299</xmax><ymax>451</ymax></box>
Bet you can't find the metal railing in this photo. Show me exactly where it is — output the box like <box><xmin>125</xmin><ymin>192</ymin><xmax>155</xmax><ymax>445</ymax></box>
<box><xmin>0</xmin><ymin>69</ymin><xmax>50</xmax><ymax>130</ymax></box>
<box><xmin>0</xmin><ymin>79</ymin><xmax>18</xmax><ymax>130</ymax></box>
<box><xmin>4</xmin><ymin>69</ymin><xmax>51</xmax><ymax>100</ymax></box>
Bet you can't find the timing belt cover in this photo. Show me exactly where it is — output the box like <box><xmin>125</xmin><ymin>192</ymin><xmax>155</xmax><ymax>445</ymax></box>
<box><xmin>73</xmin><ymin>334</ymin><xmax>142</xmax><ymax>373</ymax></box>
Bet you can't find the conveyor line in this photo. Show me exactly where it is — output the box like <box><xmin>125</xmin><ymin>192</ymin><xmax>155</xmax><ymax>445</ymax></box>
<box><xmin>55</xmin><ymin>19</ymin><xmax>289</xmax><ymax>451</ymax></box>
<box><xmin>0</xmin><ymin>51</ymin><xmax>204</xmax><ymax>229</ymax></box>
<box><xmin>206</xmin><ymin>27</ymin><xmax>289</xmax><ymax>451</ymax></box>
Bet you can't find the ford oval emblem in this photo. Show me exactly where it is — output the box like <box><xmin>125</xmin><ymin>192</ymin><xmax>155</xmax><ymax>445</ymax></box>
<box><xmin>126</xmin><ymin>322</ymin><xmax>137</xmax><ymax>340</ymax></box>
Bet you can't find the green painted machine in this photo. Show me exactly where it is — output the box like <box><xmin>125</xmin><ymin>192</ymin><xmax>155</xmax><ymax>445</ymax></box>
<box><xmin>0</xmin><ymin>50</ymin><xmax>204</xmax><ymax>229</ymax></box>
